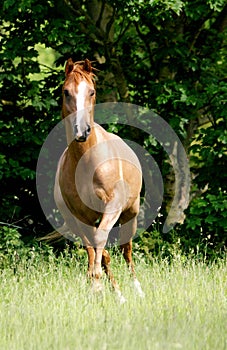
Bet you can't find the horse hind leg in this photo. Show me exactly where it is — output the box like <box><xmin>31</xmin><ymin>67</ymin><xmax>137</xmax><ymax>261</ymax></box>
<box><xmin>85</xmin><ymin>246</ymin><xmax>95</xmax><ymax>279</ymax></box>
<box><xmin>120</xmin><ymin>240</ymin><xmax>135</xmax><ymax>276</ymax></box>
<box><xmin>101</xmin><ymin>249</ymin><xmax>113</xmax><ymax>279</ymax></box>
<box><xmin>119</xmin><ymin>216</ymin><xmax>145</xmax><ymax>298</ymax></box>
<box><xmin>101</xmin><ymin>249</ymin><xmax>126</xmax><ymax>303</ymax></box>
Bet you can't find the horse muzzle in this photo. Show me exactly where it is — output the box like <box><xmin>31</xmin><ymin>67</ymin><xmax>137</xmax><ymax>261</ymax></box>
<box><xmin>74</xmin><ymin>124</ymin><xmax>91</xmax><ymax>142</ymax></box>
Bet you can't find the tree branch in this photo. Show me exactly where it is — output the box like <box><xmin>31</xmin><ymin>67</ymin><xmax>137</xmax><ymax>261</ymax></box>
<box><xmin>96</xmin><ymin>0</ymin><xmax>106</xmax><ymax>28</ymax></box>
<box><xmin>110</xmin><ymin>55</ymin><xmax>130</xmax><ymax>102</ymax></box>
<box><xmin>64</xmin><ymin>0</ymin><xmax>105</xmax><ymax>45</ymax></box>
<box><xmin>114</xmin><ymin>19</ymin><xmax>132</xmax><ymax>47</ymax></box>
<box><xmin>134</xmin><ymin>21</ymin><xmax>155</xmax><ymax>67</ymax></box>
<box><xmin>212</xmin><ymin>4</ymin><xmax>227</xmax><ymax>32</ymax></box>
<box><xmin>105</xmin><ymin>6</ymin><xmax>115</xmax><ymax>41</ymax></box>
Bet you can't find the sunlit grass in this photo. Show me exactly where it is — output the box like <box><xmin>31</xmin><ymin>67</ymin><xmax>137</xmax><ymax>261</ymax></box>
<box><xmin>0</xmin><ymin>254</ymin><xmax>226</xmax><ymax>350</ymax></box>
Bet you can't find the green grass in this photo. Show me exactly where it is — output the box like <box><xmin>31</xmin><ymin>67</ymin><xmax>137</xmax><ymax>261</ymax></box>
<box><xmin>0</xmin><ymin>254</ymin><xmax>226</xmax><ymax>350</ymax></box>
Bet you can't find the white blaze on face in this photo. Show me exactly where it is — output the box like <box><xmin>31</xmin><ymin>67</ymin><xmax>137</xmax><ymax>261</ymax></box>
<box><xmin>76</xmin><ymin>80</ymin><xmax>87</xmax><ymax>112</ymax></box>
<box><xmin>76</xmin><ymin>80</ymin><xmax>88</xmax><ymax>137</ymax></box>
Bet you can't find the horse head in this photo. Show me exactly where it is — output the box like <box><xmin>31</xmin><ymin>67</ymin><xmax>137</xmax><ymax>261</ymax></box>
<box><xmin>62</xmin><ymin>58</ymin><xmax>96</xmax><ymax>142</ymax></box>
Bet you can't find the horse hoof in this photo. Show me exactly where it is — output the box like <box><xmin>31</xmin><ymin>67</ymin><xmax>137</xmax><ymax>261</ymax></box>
<box><xmin>134</xmin><ymin>279</ymin><xmax>145</xmax><ymax>298</ymax></box>
<box><xmin>115</xmin><ymin>290</ymin><xmax>127</xmax><ymax>304</ymax></box>
<box><xmin>137</xmin><ymin>289</ymin><xmax>145</xmax><ymax>298</ymax></box>
<box><xmin>92</xmin><ymin>279</ymin><xmax>103</xmax><ymax>293</ymax></box>
<box><xmin>119</xmin><ymin>295</ymin><xmax>127</xmax><ymax>304</ymax></box>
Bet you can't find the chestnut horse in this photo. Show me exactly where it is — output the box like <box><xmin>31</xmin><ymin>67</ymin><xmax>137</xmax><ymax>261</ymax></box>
<box><xmin>54</xmin><ymin>58</ymin><xmax>144</xmax><ymax>302</ymax></box>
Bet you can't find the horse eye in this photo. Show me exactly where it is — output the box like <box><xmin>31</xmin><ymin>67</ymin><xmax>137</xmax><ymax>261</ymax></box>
<box><xmin>64</xmin><ymin>89</ymin><xmax>70</xmax><ymax>97</ymax></box>
<box><xmin>90</xmin><ymin>90</ymin><xmax>95</xmax><ymax>97</ymax></box>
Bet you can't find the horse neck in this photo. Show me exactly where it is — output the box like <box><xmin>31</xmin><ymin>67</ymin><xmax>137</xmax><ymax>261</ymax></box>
<box><xmin>68</xmin><ymin>125</ymin><xmax>97</xmax><ymax>161</ymax></box>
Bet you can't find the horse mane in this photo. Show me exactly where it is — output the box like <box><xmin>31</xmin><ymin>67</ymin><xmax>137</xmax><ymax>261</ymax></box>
<box><xmin>72</xmin><ymin>61</ymin><xmax>96</xmax><ymax>85</ymax></box>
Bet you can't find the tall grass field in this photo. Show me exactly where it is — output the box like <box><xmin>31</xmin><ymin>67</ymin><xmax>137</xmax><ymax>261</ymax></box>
<box><xmin>0</xmin><ymin>252</ymin><xmax>226</xmax><ymax>350</ymax></box>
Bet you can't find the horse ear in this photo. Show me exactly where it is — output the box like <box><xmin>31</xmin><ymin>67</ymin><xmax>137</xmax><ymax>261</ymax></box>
<box><xmin>65</xmin><ymin>58</ymin><xmax>74</xmax><ymax>76</ymax></box>
<box><xmin>83</xmin><ymin>58</ymin><xmax>92</xmax><ymax>73</ymax></box>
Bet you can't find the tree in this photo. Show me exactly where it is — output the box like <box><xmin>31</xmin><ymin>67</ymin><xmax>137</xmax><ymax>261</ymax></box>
<box><xmin>0</xmin><ymin>0</ymin><xmax>226</xmax><ymax>255</ymax></box>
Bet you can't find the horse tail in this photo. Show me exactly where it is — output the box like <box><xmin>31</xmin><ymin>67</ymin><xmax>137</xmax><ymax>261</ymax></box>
<box><xmin>38</xmin><ymin>223</ymin><xmax>70</xmax><ymax>243</ymax></box>
<box><xmin>38</xmin><ymin>230</ymin><xmax>64</xmax><ymax>243</ymax></box>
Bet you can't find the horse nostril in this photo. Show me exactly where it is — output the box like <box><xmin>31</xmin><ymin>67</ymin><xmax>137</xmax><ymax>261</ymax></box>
<box><xmin>74</xmin><ymin>124</ymin><xmax>91</xmax><ymax>142</ymax></box>
<box><xmin>74</xmin><ymin>124</ymin><xmax>78</xmax><ymax>135</ymax></box>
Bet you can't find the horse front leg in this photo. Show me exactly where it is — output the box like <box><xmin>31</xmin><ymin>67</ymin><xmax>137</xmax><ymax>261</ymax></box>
<box><xmin>92</xmin><ymin>210</ymin><xmax>126</xmax><ymax>303</ymax></box>
<box><xmin>101</xmin><ymin>249</ymin><xmax>123</xmax><ymax>296</ymax></box>
<box><xmin>93</xmin><ymin>207</ymin><xmax>121</xmax><ymax>277</ymax></box>
<box><xmin>91</xmin><ymin>229</ymin><xmax>113</xmax><ymax>294</ymax></box>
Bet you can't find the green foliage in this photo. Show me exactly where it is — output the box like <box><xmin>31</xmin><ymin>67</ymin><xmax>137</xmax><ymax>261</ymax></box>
<box><xmin>0</xmin><ymin>0</ymin><xmax>226</xmax><ymax>258</ymax></box>
<box><xmin>181</xmin><ymin>119</ymin><xmax>227</xmax><ymax>257</ymax></box>
<box><xmin>0</xmin><ymin>226</ymin><xmax>54</xmax><ymax>269</ymax></box>
<box><xmin>134</xmin><ymin>228</ymin><xmax>181</xmax><ymax>262</ymax></box>
<box><xmin>182</xmin><ymin>190</ymin><xmax>227</xmax><ymax>258</ymax></box>
<box><xmin>190</xmin><ymin>122</ymin><xmax>227</xmax><ymax>191</ymax></box>
<box><xmin>0</xmin><ymin>225</ymin><xmax>90</xmax><ymax>271</ymax></box>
